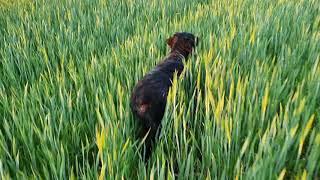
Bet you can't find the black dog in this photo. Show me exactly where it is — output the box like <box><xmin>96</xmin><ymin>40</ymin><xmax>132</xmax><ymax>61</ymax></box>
<box><xmin>130</xmin><ymin>32</ymin><xmax>198</xmax><ymax>160</ymax></box>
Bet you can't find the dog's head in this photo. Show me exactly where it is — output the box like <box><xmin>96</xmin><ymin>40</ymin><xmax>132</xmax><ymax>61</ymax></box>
<box><xmin>166</xmin><ymin>32</ymin><xmax>199</xmax><ymax>54</ymax></box>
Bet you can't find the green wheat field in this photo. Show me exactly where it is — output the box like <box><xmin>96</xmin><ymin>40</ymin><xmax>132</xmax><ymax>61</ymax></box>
<box><xmin>0</xmin><ymin>0</ymin><xmax>319</xmax><ymax>179</ymax></box>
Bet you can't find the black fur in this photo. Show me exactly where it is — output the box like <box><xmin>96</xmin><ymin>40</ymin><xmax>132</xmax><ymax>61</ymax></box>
<box><xmin>130</xmin><ymin>32</ymin><xmax>199</xmax><ymax>160</ymax></box>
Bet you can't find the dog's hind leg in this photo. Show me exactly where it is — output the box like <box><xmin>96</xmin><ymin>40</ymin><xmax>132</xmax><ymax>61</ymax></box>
<box><xmin>138</xmin><ymin>112</ymin><xmax>161</xmax><ymax>161</ymax></box>
<box><xmin>132</xmin><ymin>98</ymin><xmax>166</xmax><ymax>160</ymax></box>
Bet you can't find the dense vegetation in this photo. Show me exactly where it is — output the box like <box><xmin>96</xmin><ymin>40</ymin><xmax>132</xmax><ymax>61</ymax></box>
<box><xmin>0</xmin><ymin>0</ymin><xmax>319</xmax><ymax>179</ymax></box>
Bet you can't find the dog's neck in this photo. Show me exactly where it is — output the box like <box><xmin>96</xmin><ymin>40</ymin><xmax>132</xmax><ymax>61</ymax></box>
<box><xmin>167</xmin><ymin>50</ymin><xmax>185</xmax><ymax>61</ymax></box>
<box><xmin>170</xmin><ymin>48</ymin><xmax>191</xmax><ymax>59</ymax></box>
<box><xmin>170</xmin><ymin>43</ymin><xmax>193</xmax><ymax>58</ymax></box>
<box><xmin>170</xmin><ymin>51</ymin><xmax>185</xmax><ymax>61</ymax></box>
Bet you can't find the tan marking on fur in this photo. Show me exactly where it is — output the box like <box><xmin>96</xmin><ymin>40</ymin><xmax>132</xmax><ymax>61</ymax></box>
<box><xmin>139</xmin><ymin>104</ymin><xmax>149</xmax><ymax>114</ymax></box>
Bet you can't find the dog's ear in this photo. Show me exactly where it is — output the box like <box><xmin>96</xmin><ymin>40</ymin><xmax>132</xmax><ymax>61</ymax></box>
<box><xmin>166</xmin><ymin>36</ymin><xmax>177</xmax><ymax>48</ymax></box>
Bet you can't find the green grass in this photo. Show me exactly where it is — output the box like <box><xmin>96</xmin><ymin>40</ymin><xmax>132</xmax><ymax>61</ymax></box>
<box><xmin>0</xmin><ymin>0</ymin><xmax>319</xmax><ymax>179</ymax></box>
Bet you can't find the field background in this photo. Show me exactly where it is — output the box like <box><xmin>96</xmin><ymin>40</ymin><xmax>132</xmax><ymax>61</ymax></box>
<box><xmin>0</xmin><ymin>0</ymin><xmax>319</xmax><ymax>179</ymax></box>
